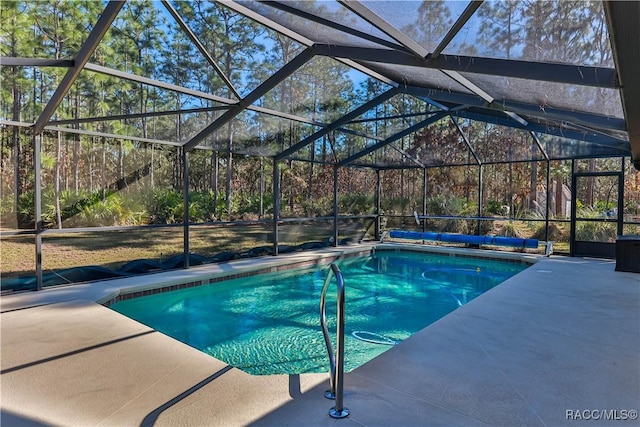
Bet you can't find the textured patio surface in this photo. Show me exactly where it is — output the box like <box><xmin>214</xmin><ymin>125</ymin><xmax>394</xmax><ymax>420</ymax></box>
<box><xmin>2</xmin><ymin>246</ymin><xmax>639</xmax><ymax>426</ymax></box>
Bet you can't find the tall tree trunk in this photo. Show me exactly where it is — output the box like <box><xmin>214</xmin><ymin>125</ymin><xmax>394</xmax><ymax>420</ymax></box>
<box><xmin>73</xmin><ymin>92</ymin><xmax>80</xmax><ymax>193</ymax></box>
<box><xmin>63</xmin><ymin>136</ymin><xmax>69</xmax><ymax>191</ymax></box>
<box><xmin>508</xmin><ymin>162</ymin><xmax>514</xmax><ymax>216</ymax></box>
<box><xmin>259</xmin><ymin>157</ymin><xmax>264</xmax><ymax>218</ymax></box>
<box><xmin>225</xmin><ymin>123</ymin><xmax>233</xmax><ymax>219</ymax></box>
<box><xmin>213</xmin><ymin>150</ymin><xmax>219</xmax><ymax>219</ymax></box>
<box><xmin>586</xmin><ymin>159</ymin><xmax>596</xmax><ymax>206</ymax></box>
<box><xmin>400</xmin><ymin>169</ymin><xmax>405</xmax><ymax>213</ymax></box>
<box><xmin>288</xmin><ymin>159</ymin><xmax>294</xmax><ymax>212</ymax></box>
<box><xmin>175</xmin><ymin>101</ymin><xmax>182</xmax><ymax>190</ymax></box>
<box><xmin>555</xmin><ymin>174</ymin><xmax>564</xmax><ymax>217</ymax></box>
<box><xmin>410</xmin><ymin>170</ymin><xmax>415</xmax><ymax>203</ymax></box>
<box><xmin>1</xmin><ymin>128</ymin><xmax>6</xmax><ymax>201</ymax></box>
<box><xmin>141</xmin><ymin>84</ymin><xmax>148</xmax><ymax>139</ymax></box>
<box><xmin>530</xmin><ymin>160</ymin><xmax>538</xmax><ymax>211</ymax></box>
<box><xmin>118</xmin><ymin>141</ymin><xmax>124</xmax><ymax>190</ymax></box>
<box><xmin>322</xmin><ymin>135</ymin><xmax>327</xmax><ymax>163</ymax></box>
<box><xmin>11</xmin><ymin>72</ymin><xmax>21</xmax><ymax>219</ymax></box>
<box><xmin>55</xmin><ymin>132</ymin><xmax>62</xmax><ymax>228</ymax></box>
<box><xmin>465</xmin><ymin>151</ymin><xmax>471</xmax><ymax>202</ymax></box>
<box><xmin>209</xmin><ymin>149</ymin><xmax>215</xmax><ymax>193</ymax></box>
<box><xmin>89</xmin><ymin>138</ymin><xmax>94</xmax><ymax>192</ymax></box>
<box><xmin>101</xmin><ymin>137</ymin><xmax>107</xmax><ymax>201</ymax></box>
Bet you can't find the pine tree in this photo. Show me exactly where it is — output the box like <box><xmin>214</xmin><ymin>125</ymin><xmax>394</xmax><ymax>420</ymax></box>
<box><xmin>477</xmin><ymin>0</ymin><xmax>524</xmax><ymax>59</ymax></box>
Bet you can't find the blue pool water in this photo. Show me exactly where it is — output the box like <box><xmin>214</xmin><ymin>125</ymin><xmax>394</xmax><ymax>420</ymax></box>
<box><xmin>110</xmin><ymin>250</ymin><xmax>529</xmax><ymax>375</ymax></box>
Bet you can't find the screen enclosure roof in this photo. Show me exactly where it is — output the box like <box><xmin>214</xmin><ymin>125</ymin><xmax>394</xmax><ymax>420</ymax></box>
<box><xmin>2</xmin><ymin>0</ymin><xmax>639</xmax><ymax>169</ymax></box>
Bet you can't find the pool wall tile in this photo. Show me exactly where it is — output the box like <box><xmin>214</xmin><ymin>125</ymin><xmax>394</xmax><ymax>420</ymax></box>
<box><xmin>102</xmin><ymin>244</ymin><xmax>536</xmax><ymax>307</ymax></box>
<box><xmin>103</xmin><ymin>252</ymin><xmax>370</xmax><ymax>306</ymax></box>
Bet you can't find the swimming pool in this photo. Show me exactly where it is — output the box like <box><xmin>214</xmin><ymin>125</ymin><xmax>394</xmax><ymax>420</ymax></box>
<box><xmin>110</xmin><ymin>250</ymin><xmax>529</xmax><ymax>375</ymax></box>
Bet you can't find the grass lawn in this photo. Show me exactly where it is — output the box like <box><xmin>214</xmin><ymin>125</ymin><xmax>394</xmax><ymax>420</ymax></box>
<box><xmin>1</xmin><ymin>226</ymin><xmax>268</xmax><ymax>278</ymax></box>
<box><xmin>0</xmin><ymin>221</ymin><xmax>365</xmax><ymax>279</ymax></box>
<box><xmin>1</xmin><ymin>218</ymin><xmax>572</xmax><ymax>283</ymax></box>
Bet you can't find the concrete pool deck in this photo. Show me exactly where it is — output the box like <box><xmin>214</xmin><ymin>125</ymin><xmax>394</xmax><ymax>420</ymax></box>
<box><xmin>1</xmin><ymin>245</ymin><xmax>639</xmax><ymax>426</ymax></box>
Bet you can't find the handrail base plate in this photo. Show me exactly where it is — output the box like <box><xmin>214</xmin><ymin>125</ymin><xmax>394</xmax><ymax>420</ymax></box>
<box><xmin>329</xmin><ymin>407</ymin><xmax>350</xmax><ymax>419</ymax></box>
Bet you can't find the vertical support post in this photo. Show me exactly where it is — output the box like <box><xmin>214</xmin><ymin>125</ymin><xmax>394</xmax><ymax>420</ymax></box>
<box><xmin>618</xmin><ymin>157</ymin><xmax>625</xmax><ymax>236</ymax></box>
<box><xmin>34</xmin><ymin>132</ymin><xmax>43</xmax><ymax>291</ymax></box>
<box><xmin>273</xmin><ymin>158</ymin><xmax>280</xmax><ymax>255</ymax></box>
<box><xmin>545</xmin><ymin>159</ymin><xmax>551</xmax><ymax>242</ymax></box>
<box><xmin>213</xmin><ymin>150</ymin><xmax>219</xmax><ymax>219</ymax></box>
<box><xmin>259</xmin><ymin>157</ymin><xmax>264</xmax><ymax>218</ymax></box>
<box><xmin>569</xmin><ymin>159</ymin><xmax>576</xmax><ymax>257</ymax></box>
<box><xmin>183</xmin><ymin>148</ymin><xmax>190</xmax><ymax>268</ymax></box>
<box><xmin>375</xmin><ymin>169</ymin><xmax>381</xmax><ymax>240</ymax></box>
<box><xmin>477</xmin><ymin>164</ymin><xmax>483</xmax><ymax>235</ymax></box>
<box><xmin>333</xmin><ymin>166</ymin><xmax>339</xmax><ymax>247</ymax></box>
<box><xmin>422</xmin><ymin>168</ymin><xmax>427</xmax><ymax>233</ymax></box>
<box><xmin>530</xmin><ymin>132</ymin><xmax>550</xmax><ymax>243</ymax></box>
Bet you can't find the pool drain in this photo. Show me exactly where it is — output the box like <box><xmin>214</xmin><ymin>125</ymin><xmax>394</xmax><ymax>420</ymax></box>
<box><xmin>351</xmin><ymin>331</ymin><xmax>397</xmax><ymax>346</ymax></box>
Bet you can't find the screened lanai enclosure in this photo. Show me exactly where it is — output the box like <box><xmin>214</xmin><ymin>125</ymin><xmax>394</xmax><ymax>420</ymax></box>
<box><xmin>1</xmin><ymin>0</ymin><xmax>639</xmax><ymax>291</ymax></box>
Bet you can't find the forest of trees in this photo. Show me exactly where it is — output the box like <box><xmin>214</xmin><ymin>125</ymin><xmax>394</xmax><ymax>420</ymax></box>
<box><xmin>1</xmin><ymin>0</ymin><xmax>638</xmax><ymax>234</ymax></box>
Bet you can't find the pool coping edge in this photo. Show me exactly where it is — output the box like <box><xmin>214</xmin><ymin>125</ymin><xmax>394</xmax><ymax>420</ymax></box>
<box><xmin>100</xmin><ymin>243</ymin><xmax>540</xmax><ymax>307</ymax></box>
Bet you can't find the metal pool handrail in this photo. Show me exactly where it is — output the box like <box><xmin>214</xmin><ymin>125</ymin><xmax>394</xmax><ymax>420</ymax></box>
<box><xmin>319</xmin><ymin>263</ymin><xmax>349</xmax><ymax>419</ymax></box>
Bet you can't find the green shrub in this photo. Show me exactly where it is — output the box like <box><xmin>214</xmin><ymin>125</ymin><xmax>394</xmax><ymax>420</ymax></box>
<box><xmin>188</xmin><ymin>191</ymin><xmax>218</xmax><ymax>222</ymax></box>
<box><xmin>484</xmin><ymin>200</ymin><xmax>505</xmax><ymax>215</ymax></box>
<box><xmin>148</xmin><ymin>189</ymin><xmax>183</xmax><ymax>223</ymax></box>
<box><xmin>234</xmin><ymin>192</ymin><xmax>274</xmax><ymax>217</ymax></box>
<box><xmin>382</xmin><ymin>197</ymin><xmax>412</xmax><ymax>215</ymax></box>
<box><xmin>594</xmin><ymin>200</ymin><xmax>616</xmax><ymax>212</ymax></box>
<box><xmin>426</xmin><ymin>195</ymin><xmax>476</xmax><ymax>216</ymax></box>
<box><xmin>497</xmin><ymin>221</ymin><xmax>521</xmax><ymax>238</ymax></box>
<box><xmin>301</xmin><ymin>197</ymin><xmax>331</xmax><ymax>217</ymax></box>
<box><xmin>339</xmin><ymin>193</ymin><xmax>373</xmax><ymax>215</ymax></box>
<box><xmin>575</xmin><ymin>221</ymin><xmax>617</xmax><ymax>242</ymax></box>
